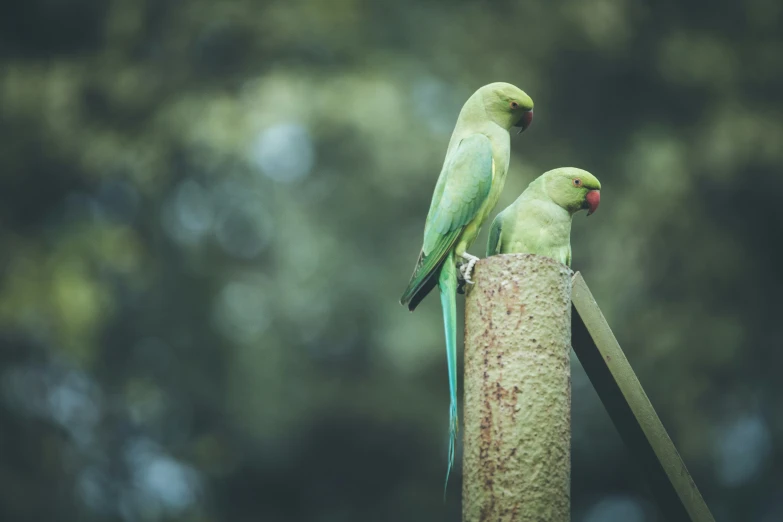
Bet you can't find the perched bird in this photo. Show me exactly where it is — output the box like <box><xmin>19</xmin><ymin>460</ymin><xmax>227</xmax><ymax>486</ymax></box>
<box><xmin>399</xmin><ymin>82</ymin><xmax>534</xmax><ymax>494</ymax></box>
<box><xmin>486</xmin><ymin>167</ymin><xmax>601</xmax><ymax>264</ymax></box>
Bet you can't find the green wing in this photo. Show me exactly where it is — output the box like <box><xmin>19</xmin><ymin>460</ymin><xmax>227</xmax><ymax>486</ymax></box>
<box><xmin>400</xmin><ymin>134</ymin><xmax>493</xmax><ymax>310</ymax></box>
<box><xmin>486</xmin><ymin>213</ymin><xmax>502</xmax><ymax>256</ymax></box>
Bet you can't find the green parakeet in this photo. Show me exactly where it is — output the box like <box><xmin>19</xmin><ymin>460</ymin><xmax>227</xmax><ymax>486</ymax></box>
<box><xmin>399</xmin><ymin>82</ymin><xmax>534</xmax><ymax>494</ymax></box>
<box><xmin>486</xmin><ymin>167</ymin><xmax>601</xmax><ymax>265</ymax></box>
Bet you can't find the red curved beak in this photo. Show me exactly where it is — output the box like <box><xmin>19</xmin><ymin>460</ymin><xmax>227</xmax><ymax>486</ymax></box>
<box><xmin>585</xmin><ymin>190</ymin><xmax>600</xmax><ymax>216</ymax></box>
<box><xmin>515</xmin><ymin>109</ymin><xmax>533</xmax><ymax>134</ymax></box>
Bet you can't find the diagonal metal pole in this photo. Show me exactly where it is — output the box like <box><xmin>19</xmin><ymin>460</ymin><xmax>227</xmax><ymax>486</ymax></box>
<box><xmin>571</xmin><ymin>272</ymin><xmax>715</xmax><ymax>522</ymax></box>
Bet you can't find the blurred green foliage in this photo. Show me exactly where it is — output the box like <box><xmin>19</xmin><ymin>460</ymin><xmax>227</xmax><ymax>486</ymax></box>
<box><xmin>0</xmin><ymin>0</ymin><xmax>781</xmax><ymax>521</ymax></box>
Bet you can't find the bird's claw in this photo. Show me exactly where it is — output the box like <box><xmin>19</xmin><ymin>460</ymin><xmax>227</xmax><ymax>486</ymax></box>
<box><xmin>460</xmin><ymin>264</ymin><xmax>475</xmax><ymax>285</ymax></box>
<box><xmin>459</xmin><ymin>254</ymin><xmax>480</xmax><ymax>285</ymax></box>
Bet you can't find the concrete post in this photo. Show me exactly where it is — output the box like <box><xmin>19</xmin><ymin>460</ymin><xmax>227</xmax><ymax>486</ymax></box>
<box><xmin>463</xmin><ymin>254</ymin><xmax>572</xmax><ymax>522</ymax></box>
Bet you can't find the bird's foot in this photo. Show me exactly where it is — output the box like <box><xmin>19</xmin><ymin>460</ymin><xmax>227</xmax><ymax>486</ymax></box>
<box><xmin>459</xmin><ymin>253</ymin><xmax>480</xmax><ymax>285</ymax></box>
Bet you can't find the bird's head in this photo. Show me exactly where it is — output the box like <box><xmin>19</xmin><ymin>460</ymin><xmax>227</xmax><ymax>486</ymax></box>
<box><xmin>479</xmin><ymin>82</ymin><xmax>534</xmax><ymax>133</ymax></box>
<box><xmin>543</xmin><ymin>167</ymin><xmax>601</xmax><ymax>216</ymax></box>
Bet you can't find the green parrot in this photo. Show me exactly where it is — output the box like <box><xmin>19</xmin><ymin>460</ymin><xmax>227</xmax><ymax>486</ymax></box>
<box><xmin>399</xmin><ymin>82</ymin><xmax>534</xmax><ymax>494</ymax></box>
<box><xmin>486</xmin><ymin>167</ymin><xmax>601</xmax><ymax>264</ymax></box>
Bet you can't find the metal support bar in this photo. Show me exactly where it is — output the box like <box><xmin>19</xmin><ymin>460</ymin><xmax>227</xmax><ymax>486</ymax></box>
<box><xmin>571</xmin><ymin>272</ymin><xmax>715</xmax><ymax>522</ymax></box>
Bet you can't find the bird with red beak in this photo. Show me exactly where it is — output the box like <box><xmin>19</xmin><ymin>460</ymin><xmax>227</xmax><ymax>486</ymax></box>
<box><xmin>486</xmin><ymin>167</ymin><xmax>601</xmax><ymax>266</ymax></box>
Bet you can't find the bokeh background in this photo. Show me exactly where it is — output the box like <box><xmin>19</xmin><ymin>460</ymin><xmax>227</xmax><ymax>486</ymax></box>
<box><xmin>1</xmin><ymin>0</ymin><xmax>782</xmax><ymax>521</ymax></box>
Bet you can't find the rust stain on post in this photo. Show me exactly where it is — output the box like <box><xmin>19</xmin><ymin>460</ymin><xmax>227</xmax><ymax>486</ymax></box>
<box><xmin>463</xmin><ymin>254</ymin><xmax>572</xmax><ymax>522</ymax></box>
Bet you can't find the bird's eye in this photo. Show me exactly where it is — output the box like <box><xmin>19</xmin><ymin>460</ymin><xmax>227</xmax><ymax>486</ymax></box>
<box><xmin>510</xmin><ymin>101</ymin><xmax>520</xmax><ymax>109</ymax></box>
<box><xmin>573</xmin><ymin>179</ymin><xmax>582</xmax><ymax>187</ymax></box>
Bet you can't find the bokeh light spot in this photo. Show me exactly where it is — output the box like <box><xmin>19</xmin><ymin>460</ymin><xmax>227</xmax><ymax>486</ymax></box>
<box><xmin>250</xmin><ymin>122</ymin><xmax>314</xmax><ymax>183</ymax></box>
<box><xmin>161</xmin><ymin>179</ymin><xmax>215</xmax><ymax>245</ymax></box>
<box><xmin>715</xmin><ymin>414</ymin><xmax>771</xmax><ymax>487</ymax></box>
<box><xmin>213</xmin><ymin>279</ymin><xmax>271</xmax><ymax>344</ymax></box>
<box><xmin>583</xmin><ymin>495</ymin><xmax>646</xmax><ymax>522</ymax></box>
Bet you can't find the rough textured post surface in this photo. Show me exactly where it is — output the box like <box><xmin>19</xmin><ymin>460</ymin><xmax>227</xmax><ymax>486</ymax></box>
<box><xmin>463</xmin><ymin>254</ymin><xmax>572</xmax><ymax>522</ymax></box>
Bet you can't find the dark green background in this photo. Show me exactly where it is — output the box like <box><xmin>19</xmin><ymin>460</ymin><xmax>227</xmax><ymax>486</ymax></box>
<box><xmin>1</xmin><ymin>0</ymin><xmax>781</xmax><ymax>521</ymax></box>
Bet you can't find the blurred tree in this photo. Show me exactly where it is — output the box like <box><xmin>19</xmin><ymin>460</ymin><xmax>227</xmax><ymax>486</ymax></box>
<box><xmin>0</xmin><ymin>0</ymin><xmax>781</xmax><ymax>521</ymax></box>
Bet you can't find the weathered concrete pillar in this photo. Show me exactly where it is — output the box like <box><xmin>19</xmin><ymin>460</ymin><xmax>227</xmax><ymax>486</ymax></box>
<box><xmin>463</xmin><ymin>254</ymin><xmax>572</xmax><ymax>522</ymax></box>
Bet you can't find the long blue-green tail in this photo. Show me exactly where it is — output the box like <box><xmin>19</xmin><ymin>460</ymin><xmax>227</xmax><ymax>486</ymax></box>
<box><xmin>438</xmin><ymin>252</ymin><xmax>459</xmax><ymax>500</ymax></box>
